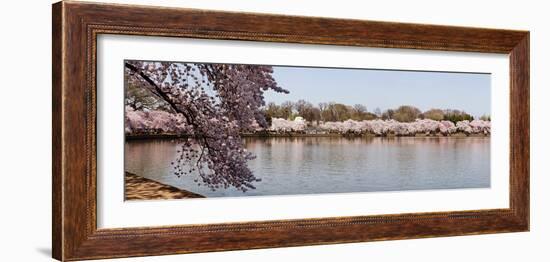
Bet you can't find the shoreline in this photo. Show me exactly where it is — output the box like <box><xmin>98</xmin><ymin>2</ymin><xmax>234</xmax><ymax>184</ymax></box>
<box><xmin>125</xmin><ymin>172</ymin><xmax>204</xmax><ymax>200</ymax></box>
<box><xmin>125</xmin><ymin>132</ymin><xmax>489</xmax><ymax>140</ymax></box>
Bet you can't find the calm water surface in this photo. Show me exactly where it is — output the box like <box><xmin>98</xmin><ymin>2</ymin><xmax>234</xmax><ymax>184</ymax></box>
<box><xmin>125</xmin><ymin>137</ymin><xmax>490</xmax><ymax>198</ymax></box>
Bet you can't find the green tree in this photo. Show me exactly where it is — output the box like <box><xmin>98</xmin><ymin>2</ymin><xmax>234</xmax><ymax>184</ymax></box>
<box><xmin>279</xmin><ymin>101</ymin><xmax>294</xmax><ymax>120</ymax></box>
<box><xmin>381</xmin><ymin>109</ymin><xmax>395</xmax><ymax>120</ymax></box>
<box><xmin>423</xmin><ymin>108</ymin><xmax>445</xmax><ymax>121</ymax></box>
<box><xmin>294</xmin><ymin>100</ymin><xmax>321</xmax><ymax>123</ymax></box>
<box><xmin>479</xmin><ymin>114</ymin><xmax>491</xmax><ymax>121</ymax></box>
<box><xmin>392</xmin><ymin>105</ymin><xmax>421</xmax><ymax>122</ymax></box>
<box><xmin>125</xmin><ymin>80</ymin><xmax>172</xmax><ymax>111</ymax></box>
<box><xmin>443</xmin><ymin>109</ymin><xmax>474</xmax><ymax>123</ymax></box>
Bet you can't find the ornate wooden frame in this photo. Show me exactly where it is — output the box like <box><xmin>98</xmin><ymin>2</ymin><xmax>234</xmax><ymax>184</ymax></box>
<box><xmin>52</xmin><ymin>1</ymin><xmax>529</xmax><ymax>261</ymax></box>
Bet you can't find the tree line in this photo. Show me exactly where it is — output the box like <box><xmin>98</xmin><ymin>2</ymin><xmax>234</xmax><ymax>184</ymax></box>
<box><xmin>263</xmin><ymin>100</ymin><xmax>489</xmax><ymax>124</ymax></box>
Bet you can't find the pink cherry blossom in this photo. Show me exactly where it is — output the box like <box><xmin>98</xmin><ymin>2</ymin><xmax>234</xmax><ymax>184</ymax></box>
<box><xmin>125</xmin><ymin>61</ymin><xmax>288</xmax><ymax>192</ymax></box>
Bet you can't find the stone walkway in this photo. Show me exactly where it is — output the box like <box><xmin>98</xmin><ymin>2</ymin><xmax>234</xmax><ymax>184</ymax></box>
<box><xmin>125</xmin><ymin>172</ymin><xmax>205</xmax><ymax>200</ymax></box>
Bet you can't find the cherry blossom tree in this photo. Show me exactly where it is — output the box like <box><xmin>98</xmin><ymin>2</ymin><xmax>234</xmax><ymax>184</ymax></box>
<box><xmin>268</xmin><ymin>118</ymin><xmax>307</xmax><ymax>133</ymax></box>
<box><xmin>125</xmin><ymin>61</ymin><xmax>288</xmax><ymax>192</ymax></box>
<box><xmin>438</xmin><ymin>120</ymin><xmax>457</xmax><ymax>135</ymax></box>
<box><xmin>469</xmin><ymin>119</ymin><xmax>491</xmax><ymax>134</ymax></box>
<box><xmin>456</xmin><ymin>120</ymin><xmax>473</xmax><ymax>134</ymax></box>
<box><xmin>125</xmin><ymin>106</ymin><xmax>189</xmax><ymax>134</ymax></box>
<box><xmin>316</xmin><ymin>119</ymin><xmax>489</xmax><ymax>136</ymax></box>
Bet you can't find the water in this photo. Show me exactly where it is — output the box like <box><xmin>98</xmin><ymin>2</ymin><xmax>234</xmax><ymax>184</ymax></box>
<box><xmin>125</xmin><ymin>136</ymin><xmax>490</xmax><ymax>198</ymax></box>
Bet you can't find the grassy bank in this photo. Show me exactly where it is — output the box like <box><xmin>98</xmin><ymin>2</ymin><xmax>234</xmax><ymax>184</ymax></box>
<box><xmin>125</xmin><ymin>172</ymin><xmax>204</xmax><ymax>200</ymax></box>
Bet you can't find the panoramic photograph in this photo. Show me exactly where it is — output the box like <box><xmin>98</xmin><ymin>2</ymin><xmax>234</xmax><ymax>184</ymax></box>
<box><xmin>123</xmin><ymin>60</ymin><xmax>491</xmax><ymax>200</ymax></box>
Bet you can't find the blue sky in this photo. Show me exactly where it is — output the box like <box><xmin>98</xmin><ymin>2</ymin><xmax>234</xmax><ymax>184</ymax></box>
<box><xmin>265</xmin><ymin>66</ymin><xmax>491</xmax><ymax>117</ymax></box>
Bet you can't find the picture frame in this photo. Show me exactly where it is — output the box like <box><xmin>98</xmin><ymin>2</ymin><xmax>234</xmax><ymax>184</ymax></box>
<box><xmin>52</xmin><ymin>1</ymin><xmax>529</xmax><ymax>261</ymax></box>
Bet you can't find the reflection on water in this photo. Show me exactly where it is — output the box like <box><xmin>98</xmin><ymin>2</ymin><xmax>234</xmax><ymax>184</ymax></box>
<box><xmin>125</xmin><ymin>137</ymin><xmax>490</xmax><ymax>198</ymax></box>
